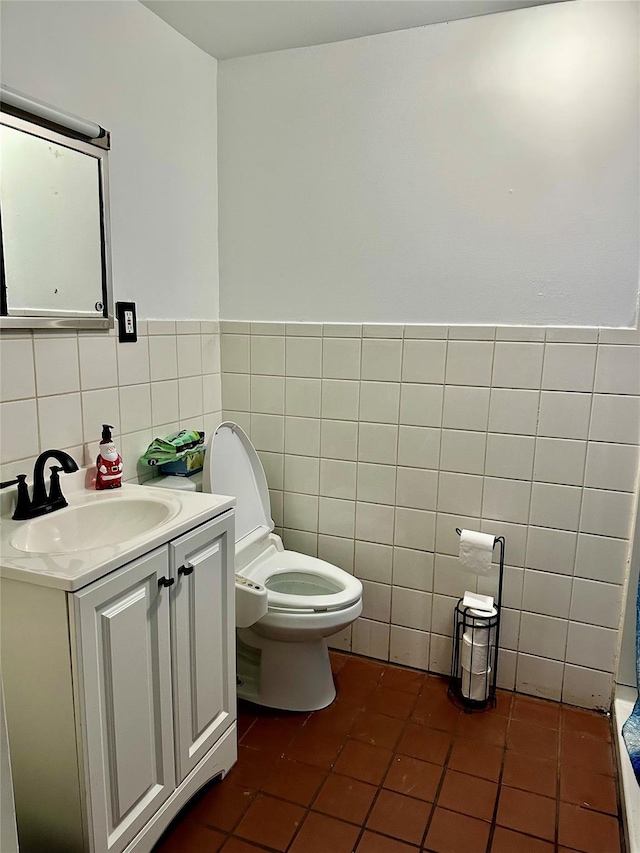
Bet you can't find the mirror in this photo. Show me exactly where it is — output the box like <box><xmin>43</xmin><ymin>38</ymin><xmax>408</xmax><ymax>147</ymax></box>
<box><xmin>0</xmin><ymin>110</ymin><xmax>113</xmax><ymax>330</ymax></box>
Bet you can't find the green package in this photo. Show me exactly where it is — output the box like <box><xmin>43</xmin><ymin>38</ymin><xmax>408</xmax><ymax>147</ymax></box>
<box><xmin>140</xmin><ymin>430</ymin><xmax>205</xmax><ymax>467</ymax></box>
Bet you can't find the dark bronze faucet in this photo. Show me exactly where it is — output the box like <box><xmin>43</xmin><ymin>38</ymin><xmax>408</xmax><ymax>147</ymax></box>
<box><xmin>0</xmin><ymin>449</ymin><xmax>79</xmax><ymax>520</ymax></box>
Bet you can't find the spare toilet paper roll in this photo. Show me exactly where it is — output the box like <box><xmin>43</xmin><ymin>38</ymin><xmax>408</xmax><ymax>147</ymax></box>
<box><xmin>461</xmin><ymin>631</ymin><xmax>490</xmax><ymax>673</ymax></box>
<box><xmin>459</xmin><ymin>529</ymin><xmax>495</xmax><ymax>576</ymax></box>
<box><xmin>461</xmin><ymin>666</ymin><xmax>491</xmax><ymax>702</ymax></box>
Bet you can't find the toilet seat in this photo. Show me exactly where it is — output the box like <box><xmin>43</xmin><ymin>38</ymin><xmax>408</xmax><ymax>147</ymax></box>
<box><xmin>243</xmin><ymin>551</ymin><xmax>362</xmax><ymax>613</ymax></box>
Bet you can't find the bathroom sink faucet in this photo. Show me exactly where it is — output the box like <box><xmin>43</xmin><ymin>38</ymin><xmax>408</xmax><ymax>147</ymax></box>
<box><xmin>0</xmin><ymin>449</ymin><xmax>79</xmax><ymax>521</ymax></box>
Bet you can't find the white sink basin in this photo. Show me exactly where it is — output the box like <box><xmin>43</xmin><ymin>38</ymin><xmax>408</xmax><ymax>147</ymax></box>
<box><xmin>10</xmin><ymin>495</ymin><xmax>180</xmax><ymax>555</ymax></box>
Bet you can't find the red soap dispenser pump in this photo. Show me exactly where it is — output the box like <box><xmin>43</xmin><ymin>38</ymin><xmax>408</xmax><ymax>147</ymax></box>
<box><xmin>96</xmin><ymin>424</ymin><xmax>123</xmax><ymax>490</ymax></box>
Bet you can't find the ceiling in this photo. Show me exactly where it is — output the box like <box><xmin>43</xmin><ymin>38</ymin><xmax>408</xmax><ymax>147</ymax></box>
<box><xmin>141</xmin><ymin>0</ymin><xmax>564</xmax><ymax>61</ymax></box>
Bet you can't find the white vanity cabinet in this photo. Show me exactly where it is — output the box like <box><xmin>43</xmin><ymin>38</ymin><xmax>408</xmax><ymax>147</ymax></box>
<box><xmin>169</xmin><ymin>522</ymin><xmax>235</xmax><ymax>780</ymax></box>
<box><xmin>1</xmin><ymin>509</ymin><xmax>236</xmax><ymax>853</ymax></box>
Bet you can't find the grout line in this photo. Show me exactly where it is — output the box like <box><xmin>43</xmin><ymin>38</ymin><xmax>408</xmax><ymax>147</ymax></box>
<box><xmin>478</xmin><ymin>335</ymin><xmax>497</xmax><ymax>547</ymax></box>
<box><xmin>484</xmin><ymin>707</ymin><xmax>510</xmax><ymax>853</ymax></box>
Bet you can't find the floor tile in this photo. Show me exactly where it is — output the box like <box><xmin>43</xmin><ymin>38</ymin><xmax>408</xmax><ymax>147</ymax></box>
<box><xmin>411</xmin><ymin>693</ymin><xmax>461</xmax><ymax>732</ymax></box>
<box><xmin>560</xmin><ymin>730</ymin><xmax>615</xmax><ymax>776</ymax></box>
<box><xmin>304</xmin><ymin>699</ymin><xmax>361</xmax><ymax>735</ymax></box>
<box><xmin>512</xmin><ymin>694</ymin><xmax>561</xmax><ymax>729</ymax></box>
<box><xmin>288</xmin><ymin>811</ymin><xmax>360</xmax><ymax>853</ymax></box>
<box><xmin>496</xmin><ymin>786</ymin><xmax>556</xmax><ymax>842</ymax></box>
<box><xmin>396</xmin><ymin>723</ymin><xmax>452</xmax><ymax>765</ymax></box>
<box><xmin>501</xmin><ymin>752</ymin><xmax>557</xmax><ymax>798</ymax></box>
<box><xmin>366</xmin><ymin>685</ymin><xmax>417</xmax><ymax>719</ymax></box>
<box><xmin>237</xmin><ymin>705</ymin><xmax>258</xmax><ymax>740</ymax></box>
<box><xmin>493</xmin><ymin>690</ymin><xmax>514</xmax><ymax>717</ymax></box>
<box><xmin>240</xmin><ymin>713</ymin><xmax>304</xmax><ymax>754</ymax></box>
<box><xmin>285</xmin><ymin>725</ymin><xmax>346</xmax><ymax>769</ymax></box>
<box><xmin>260</xmin><ymin>757</ymin><xmax>326</xmax><ymax>806</ymax></box>
<box><xmin>507</xmin><ymin>719</ymin><xmax>558</xmax><ymax>761</ymax></box>
<box><xmin>333</xmin><ymin>739</ymin><xmax>394</xmax><ymax>785</ymax></box>
<box><xmin>447</xmin><ymin>738</ymin><xmax>503</xmax><ymax>781</ymax></box>
<box><xmin>335</xmin><ymin>674</ymin><xmax>378</xmax><ymax>708</ymax></box>
<box><xmin>424</xmin><ymin>807</ymin><xmax>491</xmax><ymax>853</ymax></box>
<box><xmin>186</xmin><ymin>780</ymin><xmax>255</xmax><ymax>832</ymax></box>
<box><xmin>330</xmin><ymin>651</ymin><xmax>349</xmax><ymax>675</ymax></box>
<box><xmin>559</xmin><ymin>763</ymin><xmax>618</xmax><ymax>815</ymax></box>
<box><xmin>356</xmin><ymin>830</ymin><xmax>419</xmax><ymax>852</ymax></box>
<box><xmin>557</xmin><ymin>802</ymin><xmax>621</xmax><ymax>853</ymax></box>
<box><xmin>561</xmin><ymin>706</ymin><xmax>612</xmax><ymax>742</ymax></box>
<box><xmin>226</xmin><ymin>745</ymin><xmax>275</xmax><ymax>789</ymax></box>
<box><xmin>455</xmin><ymin>711</ymin><xmax>508</xmax><ymax>747</ymax></box>
<box><xmin>422</xmin><ymin>674</ymin><xmax>450</xmax><ymax>694</ymax></box>
<box><xmin>380</xmin><ymin>665</ymin><xmax>425</xmax><ymax>695</ymax></box>
<box><xmin>220</xmin><ymin>839</ymin><xmax>265</xmax><ymax>853</ymax></box>
<box><xmin>383</xmin><ymin>754</ymin><xmax>442</xmax><ymax>802</ymax></box>
<box><xmin>365</xmin><ymin>788</ymin><xmax>431</xmax><ymax>845</ymax></box>
<box><xmin>233</xmin><ymin>794</ymin><xmax>304</xmax><ymax>851</ymax></box>
<box><xmin>156</xmin><ymin>819</ymin><xmax>225</xmax><ymax>852</ymax></box>
<box><xmin>349</xmin><ymin>708</ymin><xmax>405</xmax><ymax>750</ymax></box>
<box><xmin>437</xmin><ymin>769</ymin><xmax>498</xmax><ymax>821</ymax></box>
<box><xmin>490</xmin><ymin>827</ymin><xmax>554</xmax><ymax>852</ymax></box>
<box><xmin>313</xmin><ymin>773</ymin><xmax>378</xmax><ymax>824</ymax></box>
<box><xmin>341</xmin><ymin>656</ymin><xmax>386</xmax><ymax>683</ymax></box>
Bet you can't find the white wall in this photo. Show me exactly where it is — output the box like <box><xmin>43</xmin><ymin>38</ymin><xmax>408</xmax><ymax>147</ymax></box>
<box><xmin>1</xmin><ymin>0</ymin><xmax>219</xmax><ymax>320</ymax></box>
<box><xmin>219</xmin><ymin>1</ymin><xmax>639</xmax><ymax>326</ymax></box>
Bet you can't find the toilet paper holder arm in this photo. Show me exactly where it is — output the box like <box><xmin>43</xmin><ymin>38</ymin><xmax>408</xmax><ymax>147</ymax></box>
<box><xmin>454</xmin><ymin>528</ymin><xmax>505</xmax><ymax>613</ymax></box>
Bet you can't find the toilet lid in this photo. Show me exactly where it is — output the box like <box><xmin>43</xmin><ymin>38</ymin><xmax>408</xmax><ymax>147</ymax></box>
<box><xmin>207</xmin><ymin>422</ymin><xmax>274</xmax><ymax>543</ymax></box>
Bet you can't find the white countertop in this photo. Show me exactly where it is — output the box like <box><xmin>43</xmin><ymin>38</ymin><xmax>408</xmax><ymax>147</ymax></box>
<box><xmin>0</xmin><ymin>470</ymin><xmax>235</xmax><ymax>592</ymax></box>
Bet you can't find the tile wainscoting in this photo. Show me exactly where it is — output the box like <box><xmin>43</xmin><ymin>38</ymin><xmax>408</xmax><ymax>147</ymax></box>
<box><xmin>0</xmin><ymin>320</ymin><xmax>222</xmax><ymax>484</ymax></box>
<box><xmin>220</xmin><ymin>321</ymin><xmax>640</xmax><ymax>710</ymax></box>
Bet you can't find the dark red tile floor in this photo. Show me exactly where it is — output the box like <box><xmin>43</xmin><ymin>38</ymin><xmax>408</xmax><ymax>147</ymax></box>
<box><xmin>155</xmin><ymin>652</ymin><xmax>624</xmax><ymax>853</ymax></box>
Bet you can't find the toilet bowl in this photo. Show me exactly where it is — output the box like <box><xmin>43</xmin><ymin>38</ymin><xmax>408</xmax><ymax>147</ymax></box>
<box><xmin>206</xmin><ymin>421</ymin><xmax>363</xmax><ymax>712</ymax></box>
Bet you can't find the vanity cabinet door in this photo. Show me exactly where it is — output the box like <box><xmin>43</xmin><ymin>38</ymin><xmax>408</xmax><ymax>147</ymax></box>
<box><xmin>170</xmin><ymin>513</ymin><xmax>236</xmax><ymax>782</ymax></box>
<box><xmin>73</xmin><ymin>547</ymin><xmax>176</xmax><ymax>853</ymax></box>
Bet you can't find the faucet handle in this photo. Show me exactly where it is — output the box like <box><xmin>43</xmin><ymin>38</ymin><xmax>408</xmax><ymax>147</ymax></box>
<box><xmin>48</xmin><ymin>466</ymin><xmax>67</xmax><ymax>508</ymax></box>
<box><xmin>0</xmin><ymin>474</ymin><xmax>27</xmax><ymax>489</ymax></box>
<box><xmin>1</xmin><ymin>474</ymin><xmax>33</xmax><ymax>521</ymax></box>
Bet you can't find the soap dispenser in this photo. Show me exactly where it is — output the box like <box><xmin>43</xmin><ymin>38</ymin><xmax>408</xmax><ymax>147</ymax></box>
<box><xmin>95</xmin><ymin>424</ymin><xmax>123</xmax><ymax>490</ymax></box>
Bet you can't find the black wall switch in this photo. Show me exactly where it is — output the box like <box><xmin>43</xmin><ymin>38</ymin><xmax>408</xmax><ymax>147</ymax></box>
<box><xmin>116</xmin><ymin>301</ymin><xmax>137</xmax><ymax>342</ymax></box>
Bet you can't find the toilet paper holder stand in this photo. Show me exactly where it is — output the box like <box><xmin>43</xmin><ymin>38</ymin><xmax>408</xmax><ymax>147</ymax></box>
<box><xmin>448</xmin><ymin>529</ymin><xmax>505</xmax><ymax>712</ymax></box>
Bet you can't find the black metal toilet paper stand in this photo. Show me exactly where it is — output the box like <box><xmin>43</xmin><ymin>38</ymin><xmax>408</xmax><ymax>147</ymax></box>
<box><xmin>448</xmin><ymin>529</ymin><xmax>505</xmax><ymax>713</ymax></box>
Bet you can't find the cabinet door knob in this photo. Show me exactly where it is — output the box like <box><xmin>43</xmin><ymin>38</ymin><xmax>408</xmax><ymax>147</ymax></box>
<box><xmin>179</xmin><ymin>563</ymin><xmax>194</xmax><ymax>577</ymax></box>
<box><xmin>158</xmin><ymin>576</ymin><xmax>175</xmax><ymax>588</ymax></box>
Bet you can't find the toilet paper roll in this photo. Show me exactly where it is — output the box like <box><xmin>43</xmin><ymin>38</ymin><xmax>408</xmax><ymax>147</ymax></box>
<box><xmin>461</xmin><ymin>632</ymin><xmax>490</xmax><ymax>674</ymax></box>
<box><xmin>461</xmin><ymin>666</ymin><xmax>491</xmax><ymax>702</ymax></box>
<box><xmin>459</xmin><ymin>529</ymin><xmax>495</xmax><ymax>576</ymax></box>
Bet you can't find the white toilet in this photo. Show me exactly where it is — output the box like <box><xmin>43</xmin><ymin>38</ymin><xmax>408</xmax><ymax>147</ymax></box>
<box><xmin>205</xmin><ymin>421</ymin><xmax>363</xmax><ymax>712</ymax></box>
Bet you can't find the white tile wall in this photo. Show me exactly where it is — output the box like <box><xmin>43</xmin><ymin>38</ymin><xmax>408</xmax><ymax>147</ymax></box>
<box><xmin>401</xmin><ymin>340</ymin><xmax>446</xmax><ymax>384</ymax></box>
<box><xmin>542</xmin><ymin>344</ymin><xmax>597</xmax><ymax>392</ymax></box>
<box><xmin>355</xmin><ymin>541</ymin><xmax>393</xmax><ymax>584</ymax></box>
<box><xmin>358</xmin><ymin>462</ymin><xmax>397</xmax><ymax>505</ymax></box>
<box><xmin>221</xmin><ymin>321</ymin><xmax>640</xmax><ymax>710</ymax></box>
<box><xmin>492</xmin><ymin>342</ymin><xmax>544</xmax><ymax>390</ymax></box>
<box><xmin>0</xmin><ymin>322</ymin><xmax>222</xmax><ymax>486</ymax></box>
<box><xmin>34</xmin><ymin>336</ymin><xmax>81</xmax><ymax>396</ymax></box>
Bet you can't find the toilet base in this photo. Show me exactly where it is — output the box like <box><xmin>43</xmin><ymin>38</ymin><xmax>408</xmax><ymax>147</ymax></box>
<box><xmin>237</xmin><ymin>627</ymin><xmax>336</xmax><ymax>712</ymax></box>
